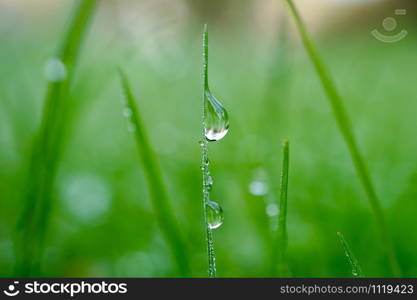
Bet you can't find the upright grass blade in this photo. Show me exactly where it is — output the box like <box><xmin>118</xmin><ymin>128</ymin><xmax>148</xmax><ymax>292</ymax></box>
<box><xmin>15</xmin><ymin>0</ymin><xmax>99</xmax><ymax>276</ymax></box>
<box><xmin>201</xmin><ymin>24</ymin><xmax>217</xmax><ymax>278</ymax></box>
<box><xmin>119</xmin><ymin>70</ymin><xmax>190</xmax><ymax>277</ymax></box>
<box><xmin>283</xmin><ymin>0</ymin><xmax>401</xmax><ymax>276</ymax></box>
<box><xmin>337</xmin><ymin>232</ymin><xmax>363</xmax><ymax>277</ymax></box>
<box><xmin>271</xmin><ymin>139</ymin><xmax>290</xmax><ymax>276</ymax></box>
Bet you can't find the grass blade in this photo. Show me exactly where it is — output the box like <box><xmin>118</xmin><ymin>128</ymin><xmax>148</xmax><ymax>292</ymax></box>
<box><xmin>283</xmin><ymin>0</ymin><xmax>401</xmax><ymax>276</ymax></box>
<box><xmin>15</xmin><ymin>0</ymin><xmax>99</xmax><ymax>276</ymax></box>
<box><xmin>337</xmin><ymin>232</ymin><xmax>363</xmax><ymax>277</ymax></box>
<box><xmin>202</xmin><ymin>24</ymin><xmax>217</xmax><ymax>278</ymax></box>
<box><xmin>271</xmin><ymin>139</ymin><xmax>290</xmax><ymax>276</ymax></box>
<box><xmin>119</xmin><ymin>70</ymin><xmax>190</xmax><ymax>276</ymax></box>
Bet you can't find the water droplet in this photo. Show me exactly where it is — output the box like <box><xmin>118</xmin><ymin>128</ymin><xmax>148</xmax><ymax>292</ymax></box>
<box><xmin>206</xmin><ymin>201</ymin><xmax>223</xmax><ymax>229</ymax></box>
<box><xmin>206</xmin><ymin>175</ymin><xmax>213</xmax><ymax>191</ymax></box>
<box><xmin>249</xmin><ymin>180</ymin><xmax>269</xmax><ymax>196</ymax></box>
<box><xmin>266</xmin><ymin>203</ymin><xmax>279</xmax><ymax>216</ymax></box>
<box><xmin>204</xmin><ymin>90</ymin><xmax>229</xmax><ymax>141</ymax></box>
<box><xmin>44</xmin><ymin>58</ymin><xmax>67</xmax><ymax>82</ymax></box>
<box><xmin>123</xmin><ymin>107</ymin><xmax>132</xmax><ymax>118</ymax></box>
<box><xmin>198</xmin><ymin>140</ymin><xmax>204</xmax><ymax>147</ymax></box>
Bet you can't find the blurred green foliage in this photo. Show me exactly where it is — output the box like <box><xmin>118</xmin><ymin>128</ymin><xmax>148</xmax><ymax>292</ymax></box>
<box><xmin>0</xmin><ymin>0</ymin><xmax>416</xmax><ymax>277</ymax></box>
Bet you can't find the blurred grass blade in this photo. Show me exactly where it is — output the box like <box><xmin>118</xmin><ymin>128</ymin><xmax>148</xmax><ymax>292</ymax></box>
<box><xmin>271</xmin><ymin>139</ymin><xmax>290</xmax><ymax>276</ymax></box>
<box><xmin>337</xmin><ymin>232</ymin><xmax>363</xmax><ymax>277</ymax></box>
<box><xmin>15</xmin><ymin>0</ymin><xmax>99</xmax><ymax>276</ymax></box>
<box><xmin>283</xmin><ymin>0</ymin><xmax>401</xmax><ymax>276</ymax></box>
<box><xmin>119</xmin><ymin>70</ymin><xmax>190</xmax><ymax>276</ymax></box>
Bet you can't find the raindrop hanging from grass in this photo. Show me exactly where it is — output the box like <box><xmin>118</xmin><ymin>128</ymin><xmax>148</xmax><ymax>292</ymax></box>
<box><xmin>202</xmin><ymin>23</ymin><xmax>229</xmax><ymax>142</ymax></box>
<box><xmin>204</xmin><ymin>90</ymin><xmax>229</xmax><ymax>141</ymax></box>
<box><xmin>206</xmin><ymin>201</ymin><xmax>224</xmax><ymax>229</ymax></box>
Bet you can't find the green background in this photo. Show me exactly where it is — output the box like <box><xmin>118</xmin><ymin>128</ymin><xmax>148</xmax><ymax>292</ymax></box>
<box><xmin>0</xmin><ymin>0</ymin><xmax>416</xmax><ymax>277</ymax></box>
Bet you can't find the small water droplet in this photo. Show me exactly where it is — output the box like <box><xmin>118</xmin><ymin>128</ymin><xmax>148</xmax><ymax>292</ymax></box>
<box><xmin>198</xmin><ymin>140</ymin><xmax>204</xmax><ymax>147</ymax></box>
<box><xmin>249</xmin><ymin>180</ymin><xmax>269</xmax><ymax>196</ymax></box>
<box><xmin>127</xmin><ymin>122</ymin><xmax>136</xmax><ymax>132</ymax></box>
<box><xmin>44</xmin><ymin>58</ymin><xmax>67</xmax><ymax>82</ymax></box>
<box><xmin>206</xmin><ymin>201</ymin><xmax>223</xmax><ymax>229</ymax></box>
<box><xmin>266</xmin><ymin>203</ymin><xmax>279</xmax><ymax>216</ymax></box>
<box><xmin>204</xmin><ymin>90</ymin><xmax>229</xmax><ymax>141</ymax></box>
<box><xmin>206</xmin><ymin>175</ymin><xmax>213</xmax><ymax>191</ymax></box>
<box><xmin>123</xmin><ymin>107</ymin><xmax>132</xmax><ymax>118</ymax></box>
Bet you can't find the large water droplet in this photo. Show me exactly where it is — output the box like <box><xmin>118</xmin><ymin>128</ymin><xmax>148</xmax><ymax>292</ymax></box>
<box><xmin>44</xmin><ymin>58</ymin><xmax>67</xmax><ymax>82</ymax></box>
<box><xmin>206</xmin><ymin>201</ymin><xmax>223</xmax><ymax>229</ymax></box>
<box><xmin>204</xmin><ymin>90</ymin><xmax>229</xmax><ymax>141</ymax></box>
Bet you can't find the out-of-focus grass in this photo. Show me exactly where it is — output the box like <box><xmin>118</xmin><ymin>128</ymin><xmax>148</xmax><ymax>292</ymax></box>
<box><xmin>14</xmin><ymin>0</ymin><xmax>99</xmax><ymax>276</ymax></box>
<box><xmin>284</xmin><ymin>0</ymin><xmax>400</xmax><ymax>276</ymax></box>
<box><xmin>119</xmin><ymin>70</ymin><xmax>190</xmax><ymax>276</ymax></box>
<box><xmin>0</xmin><ymin>2</ymin><xmax>417</xmax><ymax>277</ymax></box>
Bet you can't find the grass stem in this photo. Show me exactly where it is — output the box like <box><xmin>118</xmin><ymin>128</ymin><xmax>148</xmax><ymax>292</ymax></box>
<box><xmin>271</xmin><ymin>139</ymin><xmax>290</xmax><ymax>276</ymax></box>
<box><xmin>337</xmin><ymin>232</ymin><xmax>363</xmax><ymax>277</ymax></box>
<box><xmin>202</xmin><ymin>24</ymin><xmax>217</xmax><ymax>278</ymax></box>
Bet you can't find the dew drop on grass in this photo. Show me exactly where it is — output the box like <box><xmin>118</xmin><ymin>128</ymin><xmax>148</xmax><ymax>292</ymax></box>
<box><xmin>123</xmin><ymin>107</ymin><xmax>132</xmax><ymax>118</ymax></box>
<box><xmin>206</xmin><ymin>175</ymin><xmax>213</xmax><ymax>191</ymax></box>
<box><xmin>44</xmin><ymin>57</ymin><xmax>67</xmax><ymax>82</ymax></box>
<box><xmin>206</xmin><ymin>201</ymin><xmax>223</xmax><ymax>229</ymax></box>
<box><xmin>204</xmin><ymin>90</ymin><xmax>229</xmax><ymax>141</ymax></box>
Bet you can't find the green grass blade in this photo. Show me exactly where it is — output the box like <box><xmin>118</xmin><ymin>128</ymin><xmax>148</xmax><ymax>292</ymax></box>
<box><xmin>119</xmin><ymin>70</ymin><xmax>190</xmax><ymax>277</ymax></box>
<box><xmin>271</xmin><ymin>139</ymin><xmax>290</xmax><ymax>276</ymax></box>
<box><xmin>202</xmin><ymin>24</ymin><xmax>217</xmax><ymax>278</ymax></box>
<box><xmin>337</xmin><ymin>232</ymin><xmax>363</xmax><ymax>277</ymax></box>
<box><xmin>15</xmin><ymin>0</ymin><xmax>99</xmax><ymax>276</ymax></box>
<box><xmin>283</xmin><ymin>0</ymin><xmax>401</xmax><ymax>276</ymax></box>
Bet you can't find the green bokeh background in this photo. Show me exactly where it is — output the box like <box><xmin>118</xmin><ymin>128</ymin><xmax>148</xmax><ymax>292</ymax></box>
<box><xmin>0</xmin><ymin>0</ymin><xmax>416</xmax><ymax>277</ymax></box>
